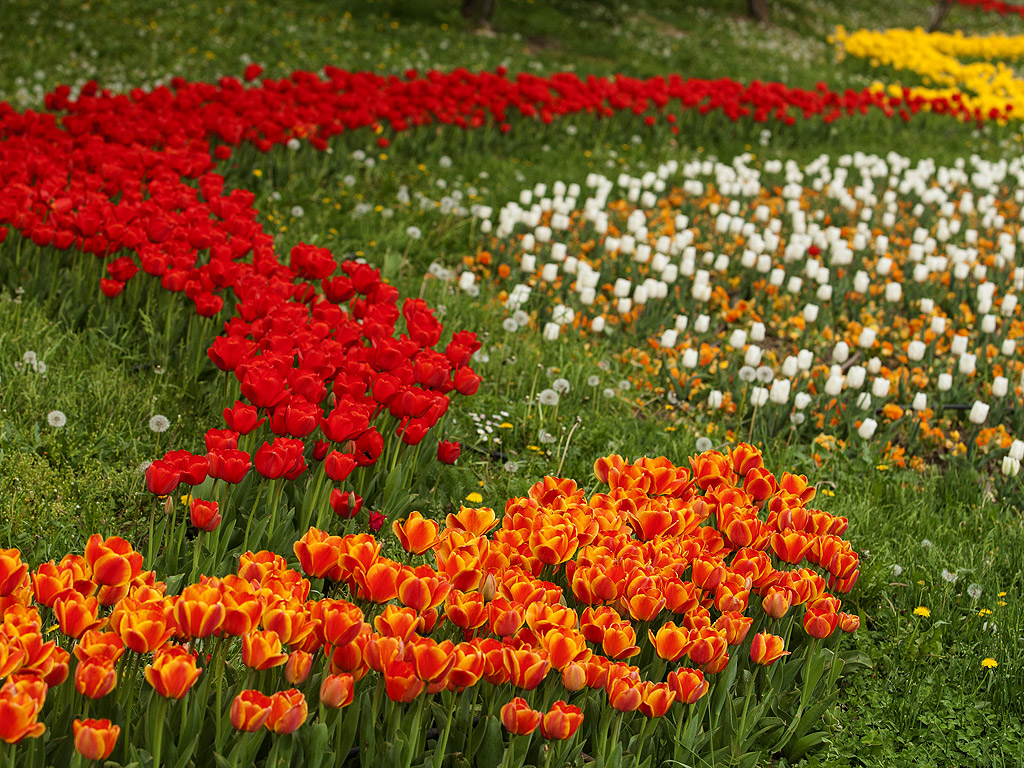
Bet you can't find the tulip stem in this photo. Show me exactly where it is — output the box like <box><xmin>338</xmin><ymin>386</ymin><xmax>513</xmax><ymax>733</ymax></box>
<box><xmin>734</xmin><ymin>667</ymin><xmax>759</xmax><ymax>757</ymax></box>
<box><xmin>151</xmin><ymin>697</ymin><xmax>169</xmax><ymax>768</ymax></box>
<box><xmin>242</xmin><ymin>477</ymin><xmax>268</xmax><ymax>553</ymax></box>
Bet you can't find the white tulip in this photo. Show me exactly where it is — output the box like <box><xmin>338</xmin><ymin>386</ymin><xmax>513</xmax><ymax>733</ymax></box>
<box><xmin>968</xmin><ymin>401</ymin><xmax>990</xmax><ymax>425</ymax></box>
<box><xmin>858</xmin><ymin>418</ymin><xmax>878</xmax><ymax>439</ymax></box>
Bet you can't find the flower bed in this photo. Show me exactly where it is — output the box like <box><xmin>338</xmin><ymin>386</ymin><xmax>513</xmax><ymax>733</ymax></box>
<box><xmin>0</xmin><ymin>447</ymin><xmax>859</xmax><ymax>766</ymax></box>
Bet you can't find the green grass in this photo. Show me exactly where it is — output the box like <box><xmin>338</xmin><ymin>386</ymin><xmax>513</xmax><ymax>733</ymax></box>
<box><xmin>3</xmin><ymin>0</ymin><xmax>1024</xmax><ymax>765</ymax></box>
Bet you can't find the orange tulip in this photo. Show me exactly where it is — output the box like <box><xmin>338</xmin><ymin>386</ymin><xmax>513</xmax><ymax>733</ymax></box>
<box><xmin>53</xmin><ymin>592</ymin><xmax>104</xmax><ymax>639</ymax></box>
<box><xmin>445</xmin><ymin>505</ymin><xmax>499</xmax><ymax>536</ymax></box>
<box><xmin>356</xmin><ymin>561</ymin><xmax>400</xmax><ymax>603</ymax></box>
<box><xmin>444</xmin><ymin>590</ymin><xmax>488</xmax><ymax>631</ymax></box>
<box><xmin>73</xmin><ymin>718</ymin><xmax>119</xmax><ymax>760</ymax></box>
<box><xmin>374</xmin><ymin>605</ymin><xmax>423</xmax><ymax>642</ymax></box>
<box><xmin>329</xmin><ymin>625</ymin><xmax>371</xmax><ymax>680</ymax></box>
<box><xmin>74</xmin><ymin>659</ymin><xmax>117</xmax><ymax>699</ymax></box>
<box><xmin>219</xmin><ymin>585</ymin><xmax>264</xmax><ymax>637</ymax></box>
<box><xmin>760</xmin><ymin>586</ymin><xmax>792</xmax><ymax>619</ymax></box>
<box><xmin>770</xmin><ymin>530</ymin><xmax>814</xmax><ymax>565</ymax></box>
<box><xmin>73</xmin><ymin>629</ymin><xmax>124</xmax><ymax>665</ymax></box>
<box><xmin>396</xmin><ymin>566</ymin><xmax>451</xmax><ymax>613</ymax></box>
<box><xmin>489</xmin><ymin>597</ymin><xmax>526</xmax><ymax>638</ymax></box>
<box><xmin>561</xmin><ymin>662</ymin><xmax>587</xmax><ymax>692</ymax></box>
<box><xmin>408</xmin><ymin>638</ymin><xmax>456</xmax><ymax>684</ymax></box>
<box><xmin>626</xmin><ymin>587</ymin><xmax>666</xmax><ymax>622</ymax></box>
<box><xmin>30</xmin><ymin>561</ymin><xmax>74</xmax><ymax>608</ymax></box>
<box><xmin>687</xmin><ymin>627</ymin><xmax>727</xmax><ymax>667</ymax></box>
<box><xmin>315</xmin><ymin>599</ymin><xmax>364</xmax><ymax>647</ymax></box>
<box><xmin>145</xmin><ymin>644</ymin><xmax>201</xmax><ymax>699</ymax></box>
<box><xmin>504</xmin><ymin>647</ymin><xmax>550</xmax><ymax>691</ymax></box>
<box><xmin>383</xmin><ymin>659</ymin><xmax>425</xmax><ymax>703</ymax></box>
<box><xmin>838</xmin><ymin>612</ymin><xmax>861</xmax><ymax>633</ymax></box>
<box><xmin>230</xmin><ymin>689</ymin><xmax>273</xmax><ymax>732</ymax></box>
<box><xmin>529</xmin><ymin>523</ymin><xmax>579</xmax><ymax>566</ymax></box>
<box><xmin>242</xmin><ymin>630</ymin><xmax>288</xmax><ymax>670</ymax></box>
<box><xmin>638</xmin><ymin>681</ymin><xmax>676</xmax><ymax>718</ymax></box>
<box><xmin>690</xmin><ymin>556</ymin><xmax>726</xmax><ymax>591</ymax></box>
<box><xmin>83</xmin><ymin>535</ymin><xmax>142</xmax><ymax>588</ymax></box>
<box><xmin>174</xmin><ymin>583</ymin><xmax>225</xmax><ymax>639</ymax></box>
<box><xmin>320</xmin><ymin>673</ymin><xmax>355</xmax><ymax>708</ymax></box>
<box><xmin>446</xmin><ymin>644</ymin><xmax>485</xmax><ymax>691</ymax></box>
<box><xmin>663</xmin><ymin>578</ymin><xmax>702</xmax><ymax>615</ymax></box>
<box><xmin>601</xmin><ymin>621</ymin><xmax>640</xmax><ymax>660</ymax></box>
<box><xmin>580</xmin><ymin>606</ymin><xmax>621</xmax><ymax>645</ymax></box>
<box><xmin>540</xmin><ymin>700</ymin><xmax>583</xmax><ymax>740</ymax></box>
<box><xmin>667</xmin><ymin>668</ymin><xmax>708</xmax><ymax>704</ymax></box>
<box><xmin>803</xmin><ymin>607</ymin><xmax>840</xmax><ymax>639</ymax></box>
<box><xmin>648</xmin><ymin>621</ymin><xmax>690</xmax><ymax>662</ymax></box>
<box><xmin>540</xmin><ymin>628</ymin><xmax>590</xmax><ymax>669</ymax></box>
<box><xmin>393</xmin><ymin>511</ymin><xmax>441</xmax><ymax>555</ymax></box>
<box><xmin>714</xmin><ymin>611</ymin><xmax>753</xmax><ymax>646</ymax></box>
<box><xmin>501</xmin><ymin>697</ymin><xmax>542</xmax><ymax>735</ymax></box>
<box><xmin>750</xmin><ymin>632</ymin><xmax>789</xmax><ymax>665</ymax></box>
<box><xmin>606</xmin><ymin>675</ymin><xmax>642</xmax><ymax>712</ymax></box>
<box><xmin>0</xmin><ymin>675</ymin><xmax>47</xmax><ymax>744</ymax></box>
<box><xmin>265</xmin><ymin>689</ymin><xmax>308</xmax><ymax>734</ymax></box>
<box><xmin>262</xmin><ymin>602</ymin><xmax>317</xmax><ymax>648</ymax></box>
<box><xmin>0</xmin><ymin>550</ymin><xmax>29</xmax><ymax>596</ymax></box>
<box><xmin>293</xmin><ymin>527</ymin><xmax>344</xmax><ymax>580</ymax></box>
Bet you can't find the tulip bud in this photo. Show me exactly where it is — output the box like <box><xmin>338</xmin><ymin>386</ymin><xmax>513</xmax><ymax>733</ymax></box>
<box><xmin>320</xmin><ymin>673</ymin><xmax>355</xmax><ymax>708</ymax></box>
<box><xmin>285</xmin><ymin>650</ymin><xmax>313</xmax><ymax>685</ymax></box>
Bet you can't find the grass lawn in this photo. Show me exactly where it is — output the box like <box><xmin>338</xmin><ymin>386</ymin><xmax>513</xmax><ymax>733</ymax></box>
<box><xmin>1</xmin><ymin>0</ymin><xmax>1024</xmax><ymax>766</ymax></box>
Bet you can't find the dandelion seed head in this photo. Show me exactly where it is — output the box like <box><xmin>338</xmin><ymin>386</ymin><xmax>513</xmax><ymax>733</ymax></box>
<box><xmin>149</xmin><ymin>414</ymin><xmax>171</xmax><ymax>433</ymax></box>
<box><xmin>968</xmin><ymin>583</ymin><xmax>983</xmax><ymax>600</ymax></box>
<box><xmin>941</xmin><ymin>569</ymin><xmax>958</xmax><ymax>584</ymax></box>
<box><xmin>695</xmin><ymin>437</ymin><xmax>713</xmax><ymax>452</ymax></box>
<box><xmin>552</xmin><ymin>377</ymin><xmax>571</xmax><ymax>394</ymax></box>
<box><xmin>587</xmin><ymin>375</ymin><xmax>600</xmax><ymax>387</ymax></box>
<box><xmin>47</xmin><ymin>410</ymin><xmax>67</xmax><ymax>428</ymax></box>
<box><xmin>538</xmin><ymin>388</ymin><xmax>560</xmax><ymax>407</ymax></box>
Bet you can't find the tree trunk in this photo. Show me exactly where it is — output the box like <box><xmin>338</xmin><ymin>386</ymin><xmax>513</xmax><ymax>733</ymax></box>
<box><xmin>747</xmin><ymin>0</ymin><xmax>770</xmax><ymax>25</ymax></box>
<box><xmin>928</xmin><ymin>0</ymin><xmax>954</xmax><ymax>32</ymax></box>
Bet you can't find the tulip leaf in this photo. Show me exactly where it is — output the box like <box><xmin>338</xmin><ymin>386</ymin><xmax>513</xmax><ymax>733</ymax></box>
<box><xmin>785</xmin><ymin>730</ymin><xmax>832</xmax><ymax>762</ymax></box>
<box><xmin>476</xmin><ymin>715</ymin><xmax>504</xmax><ymax>768</ymax></box>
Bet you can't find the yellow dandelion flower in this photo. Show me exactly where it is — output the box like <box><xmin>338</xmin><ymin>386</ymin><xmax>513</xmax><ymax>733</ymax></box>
<box><xmin>913</xmin><ymin>606</ymin><xmax>930</xmax><ymax>618</ymax></box>
<box><xmin>465</xmin><ymin>492</ymin><xmax>483</xmax><ymax>504</ymax></box>
<box><xmin>498</xmin><ymin>422</ymin><xmax>513</xmax><ymax>429</ymax></box>
<box><xmin>982</xmin><ymin>658</ymin><xmax>998</xmax><ymax>669</ymax></box>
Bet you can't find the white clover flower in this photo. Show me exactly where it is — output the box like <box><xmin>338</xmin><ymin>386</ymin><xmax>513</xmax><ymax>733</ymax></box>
<box><xmin>149</xmin><ymin>414</ymin><xmax>171</xmax><ymax>433</ymax></box>
<box><xmin>47</xmin><ymin>410</ymin><xmax>67</xmax><ymax>428</ymax></box>
<box><xmin>538</xmin><ymin>389</ymin><xmax>560</xmax><ymax>407</ymax></box>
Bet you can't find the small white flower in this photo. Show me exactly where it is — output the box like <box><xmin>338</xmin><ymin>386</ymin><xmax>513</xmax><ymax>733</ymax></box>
<box><xmin>149</xmin><ymin>414</ymin><xmax>171</xmax><ymax>433</ymax></box>
<box><xmin>967</xmin><ymin>583</ymin><xmax>983</xmax><ymax>600</ymax></box>
<box><xmin>47</xmin><ymin>410</ymin><xmax>67</xmax><ymax>428</ymax></box>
